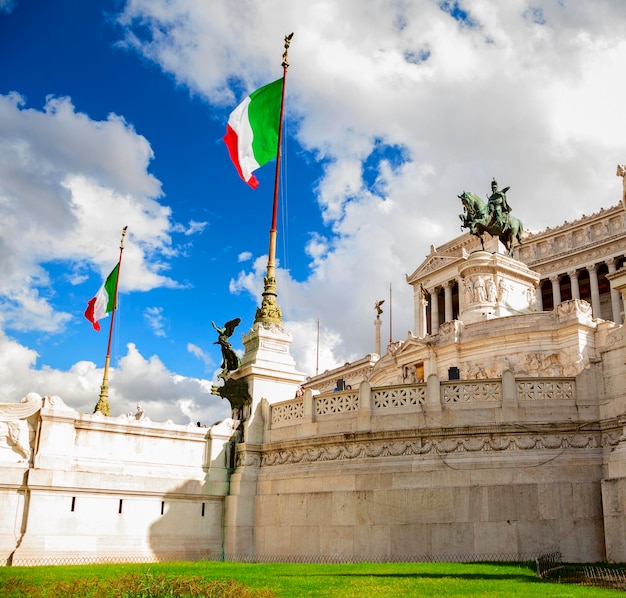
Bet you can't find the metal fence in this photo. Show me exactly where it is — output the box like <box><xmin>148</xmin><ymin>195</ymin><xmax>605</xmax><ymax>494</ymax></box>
<box><xmin>536</xmin><ymin>552</ymin><xmax>626</xmax><ymax>591</ymax></box>
<box><xmin>4</xmin><ymin>550</ymin><xmax>538</xmax><ymax>567</ymax></box>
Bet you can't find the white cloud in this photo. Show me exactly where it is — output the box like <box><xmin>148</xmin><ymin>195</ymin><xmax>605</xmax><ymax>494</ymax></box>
<box><xmin>172</xmin><ymin>220</ymin><xmax>207</xmax><ymax>236</ymax></box>
<box><xmin>0</xmin><ymin>93</ymin><xmax>182</xmax><ymax>332</ymax></box>
<box><xmin>4</xmin><ymin>1</ymin><xmax>626</xmax><ymax>406</ymax></box>
<box><xmin>116</xmin><ymin>0</ymin><xmax>626</xmax><ymax>371</ymax></box>
<box><xmin>0</xmin><ymin>330</ymin><xmax>229</xmax><ymax>425</ymax></box>
<box><xmin>187</xmin><ymin>342</ymin><xmax>215</xmax><ymax>371</ymax></box>
<box><xmin>144</xmin><ymin>306</ymin><xmax>167</xmax><ymax>337</ymax></box>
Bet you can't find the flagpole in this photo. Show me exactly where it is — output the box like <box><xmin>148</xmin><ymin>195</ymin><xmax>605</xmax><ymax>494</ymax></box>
<box><xmin>94</xmin><ymin>226</ymin><xmax>128</xmax><ymax>416</ymax></box>
<box><xmin>316</xmin><ymin>317</ymin><xmax>320</xmax><ymax>376</ymax></box>
<box><xmin>389</xmin><ymin>283</ymin><xmax>393</xmax><ymax>344</ymax></box>
<box><xmin>254</xmin><ymin>32</ymin><xmax>293</xmax><ymax>328</ymax></box>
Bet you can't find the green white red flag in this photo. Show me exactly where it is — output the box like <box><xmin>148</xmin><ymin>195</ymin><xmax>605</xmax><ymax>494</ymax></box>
<box><xmin>84</xmin><ymin>264</ymin><xmax>119</xmax><ymax>331</ymax></box>
<box><xmin>223</xmin><ymin>78</ymin><xmax>283</xmax><ymax>188</ymax></box>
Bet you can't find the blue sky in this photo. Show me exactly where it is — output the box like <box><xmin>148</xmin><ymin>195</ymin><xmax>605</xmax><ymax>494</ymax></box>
<box><xmin>1</xmin><ymin>0</ymin><xmax>625</xmax><ymax>424</ymax></box>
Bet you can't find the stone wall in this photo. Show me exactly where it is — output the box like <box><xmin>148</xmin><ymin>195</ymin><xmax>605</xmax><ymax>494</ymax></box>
<box><xmin>253</xmin><ymin>452</ymin><xmax>605</xmax><ymax>562</ymax></box>
<box><xmin>0</xmin><ymin>395</ymin><xmax>235</xmax><ymax>565</ymax></box>
<box><xmin>228</xmin><ymin>372</ymin><xmax>621</xmax><ymax>562</ymax></box>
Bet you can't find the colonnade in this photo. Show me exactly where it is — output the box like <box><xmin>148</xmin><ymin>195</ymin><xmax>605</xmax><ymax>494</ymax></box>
<box><xmin>538</xmin><ymin>257</ymin><xmax>624</xmax><ymax>325</ymax></box>
<box><xmin>418</xmin><ymin>255</ymin><xmax>625</xmax><ymax>337</ymax></box>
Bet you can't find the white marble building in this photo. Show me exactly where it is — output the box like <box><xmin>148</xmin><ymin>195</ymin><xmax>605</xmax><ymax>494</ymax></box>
<box><xmin>2</xmin><ymin>167</ymin><xmax>626</xmax><ymax>565</ymax></box>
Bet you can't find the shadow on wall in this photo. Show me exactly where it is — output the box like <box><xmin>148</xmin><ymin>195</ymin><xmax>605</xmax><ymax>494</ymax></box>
<box><xmin>148</xmin><ymin>419</ymin><xmax>238</xmax><ymax>562</ymax></box>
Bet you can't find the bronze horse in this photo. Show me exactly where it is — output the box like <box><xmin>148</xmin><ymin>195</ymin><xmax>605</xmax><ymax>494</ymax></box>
<box><xmin>458</xmin><ymin>191</ymin><xmax>524</xmax><ymax>256</ymax></box>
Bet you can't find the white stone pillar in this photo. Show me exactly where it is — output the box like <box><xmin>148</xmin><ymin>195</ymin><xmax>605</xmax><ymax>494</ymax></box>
<box><xmin>607</xmin><ymin>266</ymin><xmax>626</xmax><ymax>321</ymax></box>
<box><xmin>374</xmin><ymin>317</ymin><xmax>382</xmax><ymax>355</ymax></box>
<box><xmin>430</xmin><ymin>287</ymin><xmax>440</xmax><ymax>334</ymax></box>
<box><xmin>588</xmin><ymin>264</ymin><xmax>601</xmax><ymax>318</ymax></box>
<box><xmin>443</xmin><ymin>281</ymin><xmax>453</xmax><ymax>323</ymax></box>
<box><xmin>418</xmin><ymin>291</ymin><xmax>428</xmax><ymax>338</ymax></box>
<box><xmin>550</xmin><ymin>275</ymin><xmax>561</xmax><ymax>307</ymax></box>
<box><xmin>535</xmin><ymin>284</ymin><xmax>543</xmax><ymax>311</ymax></box>
<box><xmin>568</xmin><ymin>270</ymin><xmax>580</xmax><ymax>300</ymax></box>
<box><xmin>607</xmin><ymin>259</ymin><xmax>623</xmax><ymax>325</ymax></box>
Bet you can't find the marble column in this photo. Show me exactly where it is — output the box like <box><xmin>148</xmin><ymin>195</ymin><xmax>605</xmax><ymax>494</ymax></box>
<box><xmin>607</xmin><ymin>259</ymin><xmax>623</xmax><ymax>325</ymax></box>
<box><xmin>550</xmin><ymin>275</ymin><xmax>562</xmax><ymax>307</ymax></box>
<box><xmin>430</xmin><ymin>287</ymin><xmax>440</xmax><ymax>335</ymax></box>
<box><xmin>568</xmin><ymin>270</ymin><xmax>580</xmax><ymax>300</ymax></box>
<box><xmin>588</xmin><ymin>264</ymin><xmax>601</xmax><ymax>318</ymax></box>
<box><xmin>374</xmin><ymin>317</ymin><xmax>382</xmax><ymax>355</ymax></box>
<box><xmin>443</xmin><ymin>281</ymin><xmax>453</xmax><ymax>323</ymax></box>
<box><xmin>607</xmin><ymin>266</ymin><xmax>626</xmax><ymax>322</ymax></box>
<box><xmin>418</xmin><ymin>291</ymin><xmax>428</xmax><ymax>338</ymax></box>
<box><xmin>535</xmin><ymin>285</ymin><xmax>543</xmax><ymax>311</ymax></box>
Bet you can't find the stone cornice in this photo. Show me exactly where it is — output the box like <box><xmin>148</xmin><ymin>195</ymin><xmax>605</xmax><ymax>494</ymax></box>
<box><xmin>524</xmin><ymin>203</ymin><xmax>624</xmax><ymax>240</ymax></box>
<box><xmin>524</xmin><ymin>234</ymin><xmax>626</xmax><ymax>272</ymax></box>
<box><xmin>518</xmin><ymin>203</ymin><xmax>626</xmax><ymax>274</ymax></box>
<box><xmin>258</xmin><ymin>419</ymin><xmax>621</xmax><ymax>467</ymax></box>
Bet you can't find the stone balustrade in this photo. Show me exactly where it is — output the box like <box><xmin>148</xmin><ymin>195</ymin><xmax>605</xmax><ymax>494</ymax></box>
<box><xmin>269</xmin><ymin>374</ymin><xmax>578</xmax><ymax>429</ymax></box>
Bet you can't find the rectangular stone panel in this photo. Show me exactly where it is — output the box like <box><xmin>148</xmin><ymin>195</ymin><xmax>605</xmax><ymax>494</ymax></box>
<box><xmin>389</xmin><ymin>523</ymin><xmax>432</xmax><ymax>557</ymax></box>
<box><xmin>320</xmin><ymin>525</ymin><xmax>353</xmax><ymax>556</ymax></box>
<box><xmin>431</xmin><ymin>522</ymin><xmax>474</xmax><ymax>556</ymax></box>
<box><xmin>353</xmin><ymin>524</ymin><xmax>390</xmax><ymax>557</ymax></box>
<box><xmin>332</xmin><ymin>491</ymin><xmax>372</xmax><ymax>526</ymax></box>
<box><xmin>370</xmin><ymin>489</ymin><xmax>407</xmax><ymax>525</ymax></box>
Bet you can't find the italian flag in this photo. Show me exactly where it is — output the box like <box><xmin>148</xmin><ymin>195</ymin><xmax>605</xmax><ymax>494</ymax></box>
<box><xmin>223</xmin><ymin>78</ymin><xmax>283</xmax><ymax>189</ymax></box>
<box><xmin>84</xmin><ymin>264</ymin><xmax>119</xmax><ymax>332</ymax></box>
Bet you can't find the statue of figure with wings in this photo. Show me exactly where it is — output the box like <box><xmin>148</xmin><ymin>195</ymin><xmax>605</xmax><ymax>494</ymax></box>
<box><xmin>375</xmin><ymin>299</ymin><xmax>385</xmax><ymax>317</ymax></box>
<box><xmin>212</xmin><ymin>318</ymin><xmax>241</xmax><ymax>372</ymax></box>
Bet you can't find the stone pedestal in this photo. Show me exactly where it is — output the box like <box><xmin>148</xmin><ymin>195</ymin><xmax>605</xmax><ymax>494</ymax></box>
<box><xmin>232</xmin><ymin>323</ymin><xmax>304</xmax><ymax>433</ymax></box>
<box><xmin>225</xmin><ymin>323</ymin><xmax>304</xmax><ymax>557</ymax></box>
<box><xmin>459</xmin><ymin>251</ymin><xmax>540</xmax><ymax>324</ymax></box>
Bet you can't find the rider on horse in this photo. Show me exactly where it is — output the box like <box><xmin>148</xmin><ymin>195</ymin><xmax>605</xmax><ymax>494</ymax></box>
<box><xmin>487</xmin><ymin>179</ymin><xmax>511</xmax><ymax>234</ymax></box>
<box><xmin>457</xmin><ymin>180</ymin><xmax>524</xmax><ymax>257</ymax></box>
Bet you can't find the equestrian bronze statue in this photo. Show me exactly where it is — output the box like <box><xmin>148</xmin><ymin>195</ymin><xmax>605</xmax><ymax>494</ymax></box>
<box><xmin>458</xmin><ymin>179</ymin><xmax>524</xmax><ymax>256</ymax></box>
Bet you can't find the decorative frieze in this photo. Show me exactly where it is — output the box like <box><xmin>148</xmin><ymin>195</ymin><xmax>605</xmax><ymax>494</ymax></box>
<box><xmin>520</xmin><ymin>202</ymin><xmax>626</xmax><ymax>274</ymax></box>
<box><xmin>458</xmin><ymin>251</ymin><xmax>540</xmax><ymax>323</ymax></box>
<box><xmin>463</xmin><ymin>352</ymin><xmax>584</xmax><ymax>379</ymax></box>
<box><xmin>260</xmin><ymin>428</ymin><xmax>613</xmax><ymax>467</ymax></box>
<box><xmin>553</xmin><ymin>298</ymin><xmax>593</xmax><ymax>322</ymax></box>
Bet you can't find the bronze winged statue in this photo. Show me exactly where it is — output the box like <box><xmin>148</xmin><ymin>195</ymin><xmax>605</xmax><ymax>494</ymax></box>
<box><xmin>212</xmin><ymin>318</ymin><xmax>241</xmax><ymax>372</ymax></box>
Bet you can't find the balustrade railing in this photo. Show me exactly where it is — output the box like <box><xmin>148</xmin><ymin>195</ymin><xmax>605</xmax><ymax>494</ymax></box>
<box><xmin>373</xmin><ymin>385</ymin><xmax>426</xmax><ymax>409</ymax></box>
<box><xmin>269</xmin><ymin>377</ymin><xmax>576</xmax><ymax>425</ymax></box>
<box><xmin>441</xmin><ymin>381</ymin><xmax>501</xmax><ymax>403</ymax></box>
<box><xmin>517</xmin><ymin>379</ymin><xmax>575</xmax><ymax>401</ymax></box>
<box><xmin>270</xmin><ymin>399</ymin><xmax>303</xmax><ymax>424</ymax></box>
<box><xmin>315</xmin><ymin>389</ymin><xmax>359</xmax><ymax>415</ymax></box>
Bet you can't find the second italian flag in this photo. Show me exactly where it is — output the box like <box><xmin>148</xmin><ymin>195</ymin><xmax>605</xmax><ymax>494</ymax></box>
<box><xmin>84</xmin><ymin>264</ymin><xmax>119</xmax><ymax>332</ymax></box>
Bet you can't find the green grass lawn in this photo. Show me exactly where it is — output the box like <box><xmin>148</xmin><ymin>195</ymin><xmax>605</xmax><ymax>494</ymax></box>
<box><xmin>0</xmin><ymin>561</ymin><xmax>623</xmax><ymax>597</ymax></box>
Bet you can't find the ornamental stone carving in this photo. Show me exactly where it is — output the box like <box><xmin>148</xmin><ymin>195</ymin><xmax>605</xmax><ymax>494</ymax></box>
<box><xmin>553</xmin><ymin>298</ymin><xmax>593</xmax><ymax>323</ymax></box>
<box><xmin>0</xmin><ymin>393</ymin><xmax>43</xmax><ymax>462</ymax></box>
<box><xmin>260</xmin><ymin>430</ymin><xmax>610</xmax><ymax>467</ymax></box>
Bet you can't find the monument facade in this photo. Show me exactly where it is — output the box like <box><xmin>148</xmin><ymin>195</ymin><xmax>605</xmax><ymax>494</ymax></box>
<box><xmin>2</xmin><ymin>169</ymin><xmax>626</xmax><ymax>564</ymax></box>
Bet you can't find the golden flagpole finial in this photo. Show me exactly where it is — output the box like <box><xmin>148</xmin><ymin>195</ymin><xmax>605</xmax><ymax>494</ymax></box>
<box><xmin>120</xmin><ymin>225</ymin><xmax>128</xmax><ymax>250</ymax></box>
<box><xmin>282</xmin><ymin>32</ymin><xmax>294</xmax><ymax>69</ymax></box>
